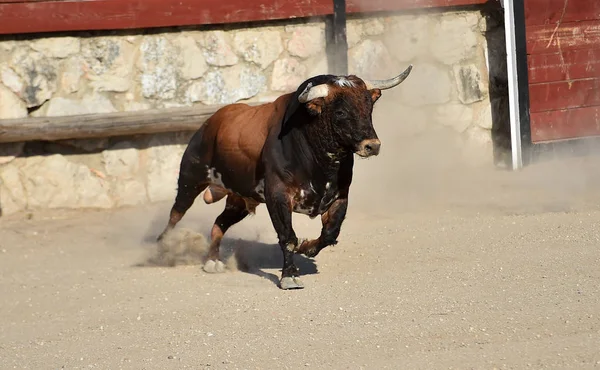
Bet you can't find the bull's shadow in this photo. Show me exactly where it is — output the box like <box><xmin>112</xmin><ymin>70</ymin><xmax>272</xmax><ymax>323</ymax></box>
<box><xmin>221</xmin><ymin>237</ymin><xmax>319</xmax><ymax>285</ymax></box>
<box><xmin>137</xmin><ymin>230</ymin><xmax>319</xmax><ymax>287</ymax></box>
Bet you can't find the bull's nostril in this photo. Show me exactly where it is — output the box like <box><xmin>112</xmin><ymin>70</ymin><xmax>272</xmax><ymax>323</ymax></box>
<box><xmin>365</xmin><ymin>144</ymin><xmax>372</xmax><ymax>152</ymax></box>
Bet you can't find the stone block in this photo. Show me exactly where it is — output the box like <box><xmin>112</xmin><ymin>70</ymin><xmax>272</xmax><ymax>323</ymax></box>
<box><xmin>82</xmin><ymin>37</ymin><xmax>136</xmax><ymax>93</ymax></box>
<box><xmin>201</xmin><ymin>31</ymin><xmax>239</xmax><ymax>67</ymax></box>
<box><xmin>10</xmin><ymin>49</ymin><xmax>58</xmax><ymax>108</ymax></box>
<box><xmin>430</xmin><ymin>13</ymin><xmax>479</xmax><ymax>65</ymax></box>
<box><xmin>348</xmin><ymin>39</ymin><xmax>395</xmax><ymax>79</ymax></box>
<box><xmin>385</xmin><ymin>16</ymin><xmax>430</xmax><ymax>63</ymax></box>
<box><xmin>362</xmin><ymin>18</ymin><xmax>385</xmax><ymax>36</ymax></box>
<box><xmin>398</xmin><ymin>62</ymin><xmax>452</xmax><ymax>106</ymax></box>
<box><xmin>234</xmin><ymin>30</ymin><xmax>283</xmax><ymax>69</ymax></box>
<box><xmin>0</xmin><ymin>64</ymin><xmax>24</xmax><ymax>96</ymax></box>
<box><xmin>0</xmin><ymin>41</ymin><xmax>16</xmax><ymax>53</ymax></box>
<box><xmin>173</xmin><ymin>35</ymin><xmax>208</xmax><ymax>80</ymax></box>
<box><xmin>346</xmin><ymin>21</ymin><xmax>364</xmax><ymax>48</ymax></box>
<box><xmin>113</xmin><ymin>179</ymin><xmax>148</xmax><ymax>207</ymax></box>
<box><xmin>138</xmin><ymin>36</ymin><xmax>178</xmax><ymax>99</ymax></box>
<box><xmin>287</xmin><ymin>25</ymin><xmax>325</xmax><ymax>59</ymax></box>
<box><xmin>82</xmin><ymin>37</ymin><xmax>129</xmax><ymax>76</ymax></box>
<box><xmin>102</xmin><ymin>141</ymin><xmax>140</xmax><ymax>178</ymax></box>
<box><xmin>270</xmin><ymin>58</ymin><xmax>307</xmax><ymax>92</ymax></box>
<box><xmin>0</xmin><ymin>85</ymin><xmax>27</xmax><ymax>120</ymax></box>
<box><xmin>89</xmin><ymin>74</ymin><xmax>131</xmax><ymax>93</ymax></box>
<box><xmin>307</xmin><ymin>56</ymin><xmax>328</xmax><ymax>77</ymax></box>
<box><xmin>123</xmin><ymin>101</ymin><xmax>152</xmax><ymax>112</ymax></box>
<box><xmin>20</xmin><ymin>154</ymin><xmax>112</xmax><ymax>209</ymax></box>
<box><xmin>454</xmin><ymin>64</ymin><xmax>486</xmax><ymax>104</ymax></box>
<box><xmin>433</xmin><ymin>103</ymin><xmax>474</xmax><ymax>133</ymax></box>
<box><xmin>475</xmin><ymin>102</ymin><xmax>493</xmax><ymax>130</ymax></box>
<box><xmin>59</xmin><ymin>56</ymin><xmax>85</xmax><ymax>94</ymax></box>
<box><xmin>45</xmin><ymin>93</ymin><xmax>117</xmax><ymax>117</ymax></box>
<box><xmin>145</xmin><ymin>135</ymin><xmax>187</xmax><ymax>202</ymax></box>
<box><xmin>0</xmin><ymin>164</ymin><xmax>27</xmax><ymax>215</ymax></box>
<box><xmin>186</xmin><ymin>64</ymin><xmax>266</xmax><ymax>105</ymax></box>
<box><xmin>30</xmin><ymin>37</ymin><xmax>80</xmax><ymax>59</ymax></box>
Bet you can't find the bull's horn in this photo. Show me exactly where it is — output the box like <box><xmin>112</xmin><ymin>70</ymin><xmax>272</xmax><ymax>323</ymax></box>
<box><xmin>298</xmin><ymin>83</ymin><xmax>330</xmax><ymax>103</ymax></box>
<box><xmin>364</xmin><ymin>64</ymin><xmax>413</xmax><ymax>90</ymax></box>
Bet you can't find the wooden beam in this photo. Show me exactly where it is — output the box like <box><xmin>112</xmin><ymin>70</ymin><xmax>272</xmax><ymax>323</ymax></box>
<box><xmin>0</xmin><ymin>104</ymin><xmax>262</xmax><ymax>143</ymax></box>
<box><xmin>0</xmin><ymin>0</ymin><xmax>488</xmax><ymax>35</ymax></box>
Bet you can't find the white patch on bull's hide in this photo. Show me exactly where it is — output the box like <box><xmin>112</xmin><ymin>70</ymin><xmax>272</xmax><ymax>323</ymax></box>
<box><xmin>334</xmin><ymin>77</ymin><xmax>355</xmax><ymax>88</ymax></box>
<box><xmin>293</xmin><ymin>185</ymin><xmax>315</xmax><ymax>216</ymax></box>
<box><xmin>254</xmin><ymin>179</ymin><xmax>265</xmax><ymax>201</ymax></box>
<box><xmin>325</xmin><ymin>182</ymin><xmax>331</xmax><ymax>190</ymax></box>
<box><xmin>294</xmin><ymin>202</ymin><xmax>315</xmax><ymax>216</ymax></box>
<box><xmin>207</xmin><ymin>167</ymin><xmax>227</xmax><ymax>188</ymax></box>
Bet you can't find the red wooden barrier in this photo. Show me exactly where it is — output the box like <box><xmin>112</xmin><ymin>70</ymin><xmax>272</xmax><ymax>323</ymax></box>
<box><xmin>525</xmin><ymin>0</ymin><xmax>600</xmax><ymax>143</ymax></box>
<box><xmin>0</xmin><ymin>0</ymin><xmax>487</xmax><ymax>35</ymax></box>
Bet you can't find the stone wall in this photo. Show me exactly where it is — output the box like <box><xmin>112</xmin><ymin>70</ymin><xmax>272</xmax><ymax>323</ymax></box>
<box><xmin>0</xmin><ymin>7</ymin><xmax>505</xmax><ymax>216</ymax></box>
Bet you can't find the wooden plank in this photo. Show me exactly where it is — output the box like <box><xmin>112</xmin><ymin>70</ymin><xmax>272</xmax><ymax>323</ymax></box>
<box><xmin>0</xmin><ymin>103</ymin><xmax>262</xmax><ymax>143</ymax></box>
<box><xmin>530</xmin><ymin>105</ymin><xmax>600</xmax><ymax>143</ymax></box>
<box><xmin>527</xmin><ymin>48</ymin><xmax>600</xmax><ymax>84</ymax></box>
<box><xmin>526</xmin><ymin>19</ymin><xmax>600</xmax><ymax>55</ymax></box>
<box><xmin>0</xmin><ymin>0</ymin><xmax>488</xmax><ymax>35</ymax></box>
<box><xmin>524</xmin><ymin>0</ymin><xmax>600</xmax><ymax>27</ymax></box>
<box><xmin>529</xmin><ymin>78</ymin><xmax>600</xmax><ymax>113</ymax></box>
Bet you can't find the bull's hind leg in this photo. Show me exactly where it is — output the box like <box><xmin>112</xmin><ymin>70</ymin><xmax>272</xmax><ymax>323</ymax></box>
<box><xmin>157</xmin><ymin>178</ymin><xmax>209</xmax><ymax>242</ymax></box>
<box><xmin>203</xmin><ymin>195</ymin><xmax>249</xmax><ymax>273</ymax></box>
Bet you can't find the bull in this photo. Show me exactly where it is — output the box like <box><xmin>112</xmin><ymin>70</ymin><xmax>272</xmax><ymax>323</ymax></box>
<box><xmin>157</xmin><ymin>65</ymin><xmax>413</xmax><ymax>290</ymax></box>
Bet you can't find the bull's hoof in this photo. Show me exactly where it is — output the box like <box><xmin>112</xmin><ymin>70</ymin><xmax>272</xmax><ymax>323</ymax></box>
<box><xmin>203</xmin><ymin>259</ymin><xmax>226</xmax><ymax>273</ymax></box>
<box><xmin>279</xmin><ymin>276</ymin><xmax>305</xmax><ymax>290</ymax></box>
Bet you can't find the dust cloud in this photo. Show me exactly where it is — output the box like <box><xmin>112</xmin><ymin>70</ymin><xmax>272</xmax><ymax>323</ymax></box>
<box><xmin>141</xmin><ymin>227</ymin><xmax>210</xmax><ymax>267</ymax></box>
<box><xmin>343</xmin><ymin>1</ymin><xmax>600</xmax><ymax>217</ymax></box>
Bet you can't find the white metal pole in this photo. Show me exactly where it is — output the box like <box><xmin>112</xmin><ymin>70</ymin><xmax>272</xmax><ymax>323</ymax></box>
<box><xmin>503</xmin><ymin>0</ymin><xmax>523</xmax><ymax>170</ymax></box>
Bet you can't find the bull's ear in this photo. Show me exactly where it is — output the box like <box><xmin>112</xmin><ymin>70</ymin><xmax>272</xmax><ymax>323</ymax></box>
<box><xmin>370</xmin><ymin>88</ymin><xmax>382</xmax><ymax>103</ymax></box>
<box><xmin>306</xmin><ymin>98</ymin><xmax>325</xmax><ymax>115</ymax></box>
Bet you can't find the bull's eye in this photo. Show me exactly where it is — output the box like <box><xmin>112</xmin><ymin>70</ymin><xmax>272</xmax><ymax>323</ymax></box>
<box><xmin>335</xmin><ymin>110</ymin><xmax>347</xmax><ymax>119</ymax></box>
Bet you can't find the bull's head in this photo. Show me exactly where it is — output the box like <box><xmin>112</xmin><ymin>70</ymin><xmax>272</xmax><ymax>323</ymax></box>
<box><xmin>292</xmin><ymin>65</ymin><xmax>413</xmax><ymax>158</ymax></box>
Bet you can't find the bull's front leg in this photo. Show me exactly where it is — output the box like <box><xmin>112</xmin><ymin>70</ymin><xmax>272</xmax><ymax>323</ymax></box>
<box><xmin>296</xmin><ymin>196</ymin><xmax>348</xmax><ymax>258</ymax></box>
<box><xmin>264</xmin><ymin>183</ymin><xmax>305</xmax><ymax>290</ymax></box>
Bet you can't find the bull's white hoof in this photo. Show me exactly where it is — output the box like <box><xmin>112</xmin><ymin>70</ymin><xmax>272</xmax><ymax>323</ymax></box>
<box><xmin>279</xmin><ymin>276</ymin><xmax>305</xmax><ymax>290</ymax></box>
<box><xmin>203</xmin><ymin>259</ymin><xmax>226</xmax><ymax>273</ymax></box>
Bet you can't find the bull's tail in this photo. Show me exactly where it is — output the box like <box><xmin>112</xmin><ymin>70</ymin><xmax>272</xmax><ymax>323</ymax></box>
<box><xmin>157</xmin><ymin>125</ymin><xmax>211</xmax><ymax>242</ymax></box>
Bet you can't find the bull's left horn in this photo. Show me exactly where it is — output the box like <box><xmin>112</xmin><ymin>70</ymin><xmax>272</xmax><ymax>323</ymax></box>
<box><xmin>298</xmin><ymin>83</ymin><xmax>330</xmax><ymax>103</ymax></box>
<box><xmin>364</xmin><ymin>64</ymin><xmax>413</xmax><ymax>90</ymax></box>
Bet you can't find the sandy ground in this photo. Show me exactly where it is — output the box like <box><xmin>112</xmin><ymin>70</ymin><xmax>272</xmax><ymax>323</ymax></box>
<box><xmin>3</xmin><ymin>101</ymin><xmax>600</xmax><ymax>369</ymax></box>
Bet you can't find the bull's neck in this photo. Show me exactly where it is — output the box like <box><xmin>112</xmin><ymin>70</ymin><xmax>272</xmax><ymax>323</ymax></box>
<box><xmin>294</xmin><ymin>122</ymin><xmax>347</xmax><ymax>176</ymax></box>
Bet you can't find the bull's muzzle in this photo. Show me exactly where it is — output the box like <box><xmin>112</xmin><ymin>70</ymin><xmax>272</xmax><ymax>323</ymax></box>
<box><xmin>356</xmin><ymin>139</ymin><xmax>381</xmax><ymax>157</ymax></box>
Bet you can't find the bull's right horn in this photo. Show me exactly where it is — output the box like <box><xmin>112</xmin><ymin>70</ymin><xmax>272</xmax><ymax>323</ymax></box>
<box><xmin>298</xmin><ymin>83</ymin><xmax>330</xmax><ymax>103</ymax></box>
<box><xmin>364</xmin><ymin>64</ymin><xmax>413</xmax><ymax>90</ymax></box>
